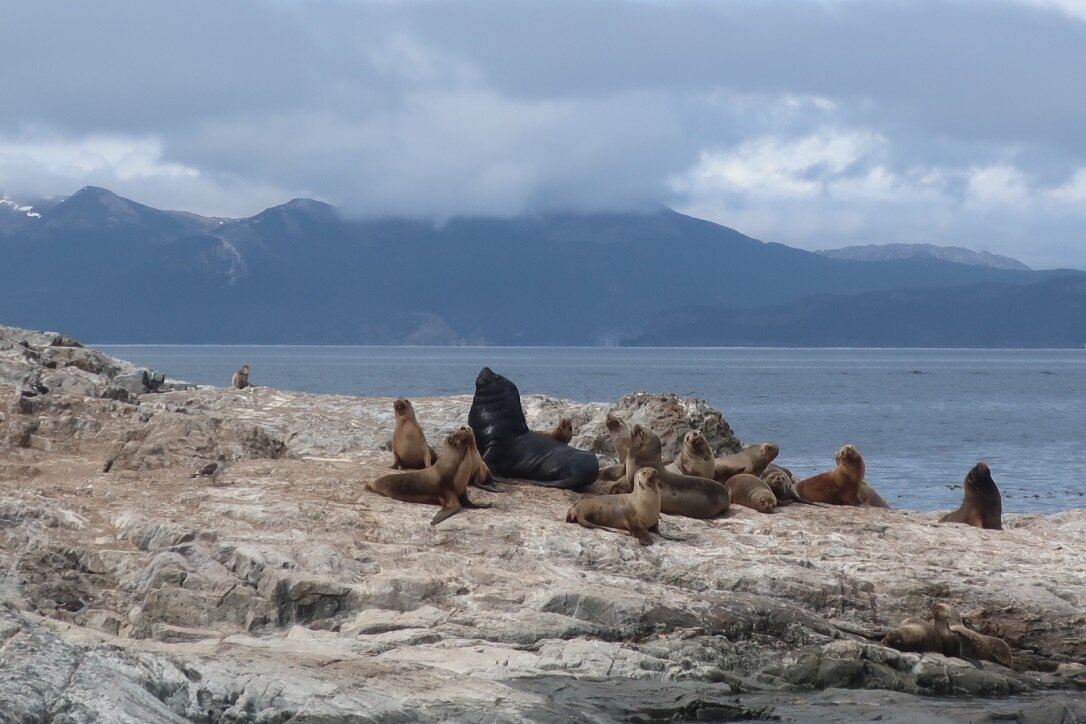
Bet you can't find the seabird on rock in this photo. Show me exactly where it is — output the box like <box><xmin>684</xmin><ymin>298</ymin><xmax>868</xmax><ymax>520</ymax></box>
<box><xmin>190</xmin><ymin>454</ymin><xmax>227</xmax><ymax>483</ymax></box>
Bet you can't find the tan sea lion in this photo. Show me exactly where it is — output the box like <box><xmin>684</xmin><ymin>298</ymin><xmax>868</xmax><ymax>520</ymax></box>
<box><xmin>597</xmin><ymin>413</ymin><xmax>632</xmax><ymax>482</ymax></box>
<box><xmin>723</xmin><ymin>473</ymin><xmax>777</xmax><ymax>513</ymax></box>
<box><xmin>936</xmin><ymin>603</ymin><xmax>1013</xmax><ymax>668</ymax></box>
<box><xmin>391</xmin><ymin>398</ymin><xmax>437</xmax><ymax>470</ymax></box>
<box><xmin>453</xmin><ymin>424</ymin><xmax>499</xmax><ymax>492</ymax></box>
<box><xmin>566</xmin><ymin>467</ymin><xmax>664</xmax><ymax>545</ymax></box>
<box><xmin>610</xmin><ymin>424</ymin><xmax>729</xmax><ymax>519</ymax></box>
<box><xmin>536</xmin><ymin>417</ymin><xmax>573</xmax><ymax>444</ymax></box>
<box><xmin>712</xmin><ymin>442</ymin><xmax>779</xmax><ymax>481</ymax></box>
<box><xmin>230</xmin><ymin>365</ymin><xmax>250</xmax><ymax>389</ymax></box>
<box><xmin>928</xmin><ymin>602</ymin><xmax>962</xmax><ymax>658</ymax></box>
<box><xmin>669</xmin><ymin>430</ymin><xmax>715</xmax><ymax>479</ymax></box>
<box><xmin>880</xmin><ymin>616</ymin><xmax>947</xmax><ymax>655</ymax></box>
<box><xmin>795</xmin><ymin>443</ymin><xmax>865</xmax><ymax>506</ymax></box>
<box><xmin>367</xmin><ymin>429</ymin><xmax>488</xmax><ymax>525</ymax></box>
<box><xmin>939</xmin><ymin>463</ymin><xmax>1002</xmax><ymax>530</ymax></box>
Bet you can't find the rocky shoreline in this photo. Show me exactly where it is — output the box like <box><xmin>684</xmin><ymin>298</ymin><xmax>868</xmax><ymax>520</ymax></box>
<box><xmin>2</xmin><ymin>324</ymin><xmax>1085</xmax><ymax>723</ymax></box>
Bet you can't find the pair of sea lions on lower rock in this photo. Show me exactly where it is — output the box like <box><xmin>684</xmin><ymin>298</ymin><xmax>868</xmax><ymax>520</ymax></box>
<box><xmin>368</xmin><ymin>425</ymin><xmax>495</xmax><ymax>524</ymax></box>
<box><xmin>881</xmin><ymin>603</ymin><xmax>1013</xmax><ymax>668</ymax></box>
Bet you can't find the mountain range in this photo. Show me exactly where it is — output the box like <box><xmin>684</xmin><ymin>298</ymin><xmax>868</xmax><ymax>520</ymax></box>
<box><xmin>1</xmin><ymin>186</ymin><xmax>1083</xmax><ymax>347</ymax></box>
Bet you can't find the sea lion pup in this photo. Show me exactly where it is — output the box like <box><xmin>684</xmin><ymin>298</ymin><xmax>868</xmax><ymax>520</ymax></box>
<box><xmin>230</xmin><ymin>365</ymin><xmax>250</xmax><ymax>390</ymax></box>
<box><xmin>536</xmin><ymin>417</ymin><xmax>573</xmax><ymax>444</ymax></box>
<box><xmin>723</xmin><ymin>473</ymin><xmax>778</xmax><ymax>513</ymax></box>
<box><xmin>597</xmin><ymin>413</ymin><xmax>632</xmax><ymax>482</ymax></box>
<box><xmin>939</xmin><ymin>463</ymin><xmax>1003</xmax><ymax>530</ymax></box>
<box><xmin>712</xmin><ymin>442</ymin><xmax>780</xmax><ymax>482</ymax></box>
<box><xmin>390</xmin><ymin>398</ymin><xmax>437</xmax><ymax>470</ymax></box>
<box><xmin>794</xmin><ymin>443</ymin><xmax>866</xmax><ymax>506</ymax></box>
<box><xmin>935</xmin><ymin>603</ymin><xmax>1013</xmax><ymax>668</ymax></box>
<box><xmin>468</xmin><ymin>368</ymin><xmax>599</xmax><ymax>490</ymax></box>
<box><xmin>367</xmin><ymin>429</ymin><xmax>487</xmax><ymax>525</ymax></box>
<box><xmin>858</xmin><ymin>480</ymin><xmax>892</xmax><ymax>509</ymax></box>
<box><xmin>668</xmin><ymin>430</ymin><xmax>715</xmax><ymax>479</ymax></box>
<box><xmin>760</xmin><ymin>466</ymin><xmax>818</xmax><ymax>506</ymax></box>
<box><xmin>454</xmin><ymin>424</ymin><xmax>499</xmax><ymax>492</ymax></box>
<box><xmin>880</xmin><ymin>615</ymin><xmax>947</xmax><ymax>655</ymax></box>
<box><xmin>611</xmin><ymin>424</ymin><xmax>729</xmax><ymax>519</ymax></box>
<box><xmin>566</xmin><ymin>467</ymin><xmax>664</xmax><ymax>546</ymax></box>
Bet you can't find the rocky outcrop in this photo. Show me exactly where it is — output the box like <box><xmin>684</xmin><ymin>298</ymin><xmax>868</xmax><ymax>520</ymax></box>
<box><xmin>2</xmin><ymin>330</ymin><xmax>1086</xmax><ymax>722</ymax></box>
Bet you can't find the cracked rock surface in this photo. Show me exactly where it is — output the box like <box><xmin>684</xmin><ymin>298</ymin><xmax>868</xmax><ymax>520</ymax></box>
<box><xmin>1</xmin><ymin>325</ymin><xmax>1085</xmax><ymax>722</ymax></box>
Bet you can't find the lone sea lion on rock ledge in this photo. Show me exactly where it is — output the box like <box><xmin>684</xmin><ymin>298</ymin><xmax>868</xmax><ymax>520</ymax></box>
<box><xmin>468</xmin><ymin>368</ymin><xmax>598</xmax><ymax>490</ymax></box>
<box><xmin>795</xmin><ymin>443</ymin><xmax>866</xmax><ymax>506</ymax></box>
<box><xmin>939</xmin><ymin>462</ymin><xmax>1002</xmax><ymax>530</ymax></box>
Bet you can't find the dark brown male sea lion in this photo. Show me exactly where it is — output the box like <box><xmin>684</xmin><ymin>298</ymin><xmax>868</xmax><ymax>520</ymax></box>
<box><xmin>723</xmin><ymin>473</ymin><xmax>777</xmax><ymax>513</ymax></box>
<box><xmin>566</xmin><ymin>467</ymin><xmax>664</xmax><ymax>545</ymax></box>
<box><xmin>391</xmin><ymin>398</ymin><xmax>437</xmax><ymax>470</ymax></box>
<box><xmin>712</xmin><ymin>442</ymin><xmax>779</xmax><ymax>481</ymax></box>
<box><xmin>367</xmin><ymin>429</ymin><xmax>488</xmax><ymax>525</ymax></box>
<box><xmin>611</xmin><ymin>424</ymin><xmax>729</xmax><ymax>519</ymax></box>
<box><xmin>795</xmin><ymin>443</ymin><xmax>866</xmax><ymax>506</ymax></box>
<box><xmin>939</xmin><ymin>463</ymin><xmax>1002</xmax><ymax>530</ymax></box>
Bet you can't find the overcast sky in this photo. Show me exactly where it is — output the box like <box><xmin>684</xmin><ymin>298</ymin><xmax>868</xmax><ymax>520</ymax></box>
<box><xmin>2</xmin><ymin>0</ymin><xmax>1085</xmax><ymax>267</ymax></box>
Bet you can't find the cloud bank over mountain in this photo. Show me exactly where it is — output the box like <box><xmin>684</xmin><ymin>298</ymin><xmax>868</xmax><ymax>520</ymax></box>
<box><xmin>2</xmin><ymin>0</ymin><xmax>1085</xmax><ymax>267</ymax></box>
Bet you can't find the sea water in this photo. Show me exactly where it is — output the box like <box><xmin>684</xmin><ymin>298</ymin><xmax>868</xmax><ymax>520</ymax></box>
<box><xmin>99</xmin><ymin>345</ymin><xmax>1086</xmax><ymax>514</ymax></box>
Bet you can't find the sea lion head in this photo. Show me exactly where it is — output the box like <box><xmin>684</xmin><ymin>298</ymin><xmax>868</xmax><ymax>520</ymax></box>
<box><xmin>240</xmin><ymin>365</ymin><xmax>249</xmax><ymax>374</ymax></box>
<box><xmin>475</xmin><ymin>367</ymin><xmax>499</xmax><ymax>388</ymax></box>
<box><xmin>555</xmin><ymin>417</ymin><xmax>573</xmax><ymax>436</ymax></box>
<box><xmin>605</xmin><ymin>413</ymin><xmax>626</xmax><ymax>433</ymax></box>
<box><xmin>629</xmin><ymin>424</ymin><xmax>662</xmax><ymax>458</ymax></box>
<box><xmin>965</xmin><ymin>462</ymin><xmax>995</xmax><ymax>491</ymax></box>
<box><xmin>755</xmin><ymin>442</ymin><xmax>780</xmax><ymax>462</ymax></box>
<box><xmin>393</xmin><ymin>398</ymin><xmax>413</xmax><ymax>417</ymax></box>
<box><xmin>684</xmin><ymin>430</ymin><xmax>711</xmax><ymax>457</ymax></box>
<box><xmin>930</xmin><ymin>602</ymin><xmax>952</xmax><ymax>623</ymax></box>
<box><xmin>834</xmin><ymin>443</ymin><xmax>863</xmax><ymax>468</ymax></box>
<box><xmin>455</xmin><ymin>424</ymin><xmax>478</xmax><ymax>449</ymax></box>
<box><xmin>635</xmin><ymin>467</ymin><xmax>660</xmax><ymax>492</ymax></box>
<box><xmin>446</xmin><ymin>427</ymin><xmax>473</xmax><ymax>453</ymax></box>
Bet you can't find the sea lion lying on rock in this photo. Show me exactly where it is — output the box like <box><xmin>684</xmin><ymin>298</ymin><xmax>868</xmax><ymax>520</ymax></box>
<box><xmin>610</xmin><ymin>424</ymin><xmax>729</xmax><ymax>519</ymax></box>
<box><xmin>668</xmin><ymin>430</ymin><xmax>715</xmax><ymax>479</ymax></box>
<box><xmin>468</xmin><ymin>367</ymin><xmax>598</xmax><ymax>490</ymax></box>
<box><xmin>712</xmin><ymin>442</ymin><xmax>779</xmax><ymax>481</ymax></box>
<box><xmin>566</xmin><ymin>468</ymin><xmax>664</xmax><ymax>546</ymax></box>
<box><xmin>939</xmin><ymin>462</ymin><xmax>1002</xmax><ymax>530</ymax></box>
<box><xmin>795</xmin><ymin>443</ymin><xmax>867</xmax><ymax>506</ymax></box>
<box><xmin>723</xmin><ymin>473</ymin><xmax>777</xmax><ymax>513</ymax></box>
<box><xmin>367</xmin><ymin>429</ymin><xmax>490</xmax><ymax>525</ymax></box>
<box><xmin>935</xmin><ymin>602</ymin><xmax>1013</xmax><ymax>668</ymax></box>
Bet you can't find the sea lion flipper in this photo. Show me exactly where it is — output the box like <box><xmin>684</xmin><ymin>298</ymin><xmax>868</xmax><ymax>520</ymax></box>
<box><xmin>430</xmin><ymin>506</ymin><xmax>462</xmax><ymax>525</ymax></box>
<box><xmin>649</xmin><ymin>522</ymin><xmax>686</xmax><ymax>542</ymax></box>
<box><xmin>632</xmin><ymin>528</ymin><xmax>654</xmax><ymax>546</ymax></box>
<box><xmin>458</xmin><ymin>492</ymin><xmax>491</xmax><ymax>510</ymax></box>
<box><xmin>473</xmin><ymin>480</ymin><xmax>500</xmax><ymax>492</ymax></box>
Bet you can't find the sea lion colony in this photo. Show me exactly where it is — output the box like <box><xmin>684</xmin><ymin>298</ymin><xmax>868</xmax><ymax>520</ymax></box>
<box><xmin>212</xmin><ymin>365</ymin><xmax>1012</xmax><ymax>665</ymax></box>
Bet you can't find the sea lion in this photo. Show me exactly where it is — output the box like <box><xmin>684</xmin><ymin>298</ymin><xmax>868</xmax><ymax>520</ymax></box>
<box><xmin>454</xmin><ymin>424</ymin><xmax>499</xmax><ymax>492</ymax></box>
<box><xmin>611</xmin><ymin>424</ymin><xmax>729</xmax><ymax>519</ymax></box>
<box><xmin>723</xmin><ymin>473</ymin><xmax>777</xmax><ymax>513</ymax></box>
<box><xmin>468</xmin><ymin>368</ymin><xmax>598</xmax><ymax>490</ymax></box>
<box><xmin>231</xmin><ymin>365</ymin><xmax>250</xmax><ymax>390</ymax></box>
<box><xmin>597</xmin><ymin>413</ymin><xmax>632</xmax><ymax>482</ymax></box>
<box><xmin>794</xmin><ymin>443</ymin><xmax>866</xmax><ymax>506</ymax></box>
<box><xmin>928</xmin><ymin>603</ymin><xmax>962</xmax><ymax>658</ymax></box>
<box><xmin>760</xmin><ymin>465</ymin><xmax>819</xmax><ymax>506</ymax></box>
<box><xmin>939</xmin><ymin>463</ymin><xmax>1002</xmax><ymax>530</ymax></box>
<box><xmin>367</xmin><ymin>429</ymin><xmax>488</xmax><ymax>525</ymax></box>
<box><xmin>566</xmin><ymin>467</ymin><xmax>664</xmax><ymax>546</ymax></box>
<box><xmin>391</xmin><ymin>398</ymin><xmax>437</xmax><ymax>470</ymax></box>
<box><xmin>536</xmin><ymin>417</ymin><xmax>573</xmax><ymax>444</ymax></box>
<box><xmin>880</xmin><ymin>616</ymin><xmax>947</xmax><ymax>655</ymax></box>
<box><xmin>935</xmin><ymin>603</ymin><xmax>1013</xmax><ymax>668</ymax></box>
<box><xmin>669</xmin><ymin>430</ymin><xmax>715</xmax><ymax>479</ymax></box>
<box><xmin>858</xmin><ymin>480</ymin><xmax>892</xmax><ymax>509</ymax></box>
<box><xmin>712</xmin><ymin>442</ymin><xmax>780</xmax><ymax>482</ymax></box>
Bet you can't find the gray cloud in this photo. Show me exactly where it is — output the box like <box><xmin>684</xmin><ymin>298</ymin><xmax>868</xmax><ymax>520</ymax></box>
<box><xmin>2</xmin><ymin>0</ymin><xmax>1085</xmax><ymax>267</ymax></box>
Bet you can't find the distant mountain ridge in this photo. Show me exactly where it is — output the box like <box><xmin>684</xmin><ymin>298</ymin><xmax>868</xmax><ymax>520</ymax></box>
<box><xmin>0</xmin><ymin>186</ymin><xmax>1083</xmax><ymax>347</ymax></box>
<box><xmin>818</xmin><ymin>242</ymin><xmax>1030</xmax><ymax>271</ymax></box>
